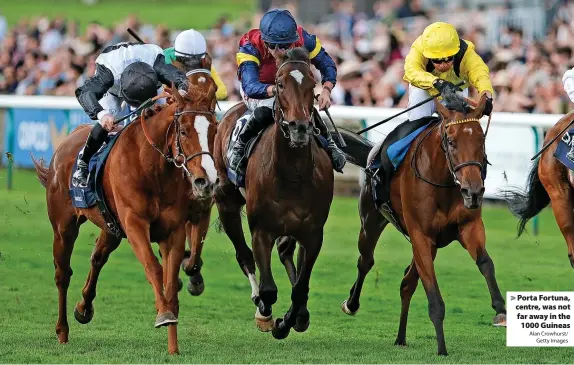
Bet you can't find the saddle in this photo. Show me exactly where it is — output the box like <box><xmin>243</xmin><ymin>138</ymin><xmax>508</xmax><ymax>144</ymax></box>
<box><xmin>69</xmin><ymin>128</ymin><xmax>126</xmax><ymax>238</ymax></box>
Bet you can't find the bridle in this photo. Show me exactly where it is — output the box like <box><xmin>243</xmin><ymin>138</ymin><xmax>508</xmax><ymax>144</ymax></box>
<box><xmin>273</xmin><ymin>60</ymin><xmax>319</xmax><ymax>139</ymax></box>
<box><xmin>140</xmin><ymin>69</ymin><xmax>216</xmax><ymax>179</ymax></box>
<box><xmin>411</xmin><ymin>113</ymin><xmax>491</xmax><ymax>188</ymax></box>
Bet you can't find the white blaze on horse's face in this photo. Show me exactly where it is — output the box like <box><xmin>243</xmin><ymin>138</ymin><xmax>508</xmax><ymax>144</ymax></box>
<box><xmin>463</xmin><ymin>127</ymin><xmax>473</xmax><ymax>135</ymax></box>
<box><xmin>290</xmin><ymin>70</ymin><xmax>305</xmax><ymax>85</ymax></box>
<box><xmin>194</xmin><ymin>116</ymin><xmax>218</xmax><ymax>184</ymax></box>
<box><xmin>198</xmin><ymin>77</ymin><xmax>206</xmax><ymax>83</ymax></box>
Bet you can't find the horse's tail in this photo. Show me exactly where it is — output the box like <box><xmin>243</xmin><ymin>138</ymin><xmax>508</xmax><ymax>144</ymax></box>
<box><xmin>499</xmin><ymin>158</ymin><xmax>550</xmax><ymax>237</ymax></box>
<box><xmin>330</xmin><ymin>128</ymin><xmax>374</xmax><ymax>169</ymax></box>
<box><xmin>31</xmin><ymin>154</ymin><xmax>48</xmax><ymax>189</ymax></box>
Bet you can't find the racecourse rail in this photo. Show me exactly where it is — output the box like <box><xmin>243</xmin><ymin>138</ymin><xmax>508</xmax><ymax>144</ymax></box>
<box><xmin>0</xmin><ymin>95</ymin><xmax>564</xmax><ymax>234</ymax></box>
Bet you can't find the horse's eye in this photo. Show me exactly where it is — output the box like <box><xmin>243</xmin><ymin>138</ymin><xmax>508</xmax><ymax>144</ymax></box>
<box><xmin>181</xmin><ymin>130</ymin><xmax>187</xmax><ymax>137</ymax></box>
<box><xmin>277</xmin><ymin>82</ymin><xmax>284</xmax><ymax>89</ymax></box>
<box><xmin>448</xmin><ymin>139</ymin><xmax>455</xmax><ymax>147</ymax></box>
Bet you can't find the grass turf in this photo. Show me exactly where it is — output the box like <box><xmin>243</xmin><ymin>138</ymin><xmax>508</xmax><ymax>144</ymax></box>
<box><xmin>0</xmin><ymin>168</ymin><xmax>573</xmax><ymax>363</ymax></box>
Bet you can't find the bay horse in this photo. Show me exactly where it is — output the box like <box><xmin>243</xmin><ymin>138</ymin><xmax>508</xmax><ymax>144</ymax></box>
<box><xmin>212</xmin><ymin>47</ymin><xmax>334</xmax><ymax>339</ymax></box>
<box><xmin>31</xmin><ymin>76</ymin><xmax>218</xmax><ymax>354</ymax></box>
<box><xmin>501</xmin><ymin>112</ymin><xmax>574</xmax><ymax>268</ymax></box>
<box><xmin>336</xmin><ymin>94</ymin><xmax>506</xmax><ymax>355</ymax></box>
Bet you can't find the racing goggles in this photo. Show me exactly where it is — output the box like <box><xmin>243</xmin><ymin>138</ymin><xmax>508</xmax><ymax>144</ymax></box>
<box><xmin>265</xmin><ymin>42</ymin><xmax>292</xmax><ymax>50</ymax></box>
<box><xmin>430</xmin><ymin>56</ymin><xmax>455</xmax><ymax>64</ymax></box>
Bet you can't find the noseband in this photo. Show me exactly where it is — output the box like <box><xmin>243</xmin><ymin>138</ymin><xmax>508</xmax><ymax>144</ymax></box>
<box><xmin>273</xmin><ymin>60</ymin><xmax>319</xmax><ymax>139</ymax></box>
<box><xmin>412</xmin><ymin>117</ymin><xmax>486</xmax><ymax>188</ymax></box>
<box><xmin>140</xmin><ymin>71</ymin><xmax>216</xmax><ymax>179</ymax></box>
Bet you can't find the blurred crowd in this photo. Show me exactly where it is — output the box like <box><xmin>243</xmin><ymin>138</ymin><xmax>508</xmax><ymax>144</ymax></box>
<box><xmin>1</xmin><ymin>0</ymin><xmax>574</xmax><ymax>114</ymax></box>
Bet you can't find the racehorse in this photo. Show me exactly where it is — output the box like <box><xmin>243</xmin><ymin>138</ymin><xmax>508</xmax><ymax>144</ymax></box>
<box><xmin>335</xmin><ymin>94</ymin><xmax>506</xmax><ymax>355</ymax></box>
<box><xmin>501</xmin><ymin>112</ymin><xmax>574</xmax><ymax>268</ymax></box>
<box><xmin>31</xmin><ymin>76</ymin><xmax>218</xmax><ymax>354</ymax></box>
<box><xmin>212</xmin><ymin>47</ymin><xmax>334</xmax><ymax>339</ymax></box>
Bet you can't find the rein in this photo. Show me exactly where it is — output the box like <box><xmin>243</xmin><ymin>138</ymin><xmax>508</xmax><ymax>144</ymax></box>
<box><xmin>411</xmin><ymin>116</ymin><xmax>486</xmax><ymax>188</ymax></box>
<box><xmin>139</xmin><ymin>87</ymin><xmax>216</xmax><ymax>179</ymax></box>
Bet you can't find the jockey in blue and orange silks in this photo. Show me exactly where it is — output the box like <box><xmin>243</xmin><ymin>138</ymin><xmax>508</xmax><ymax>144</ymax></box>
<box><xmin>228</xmin><ymin>8</ymin><xmax>346</xmax><ymax>180</ymax></box>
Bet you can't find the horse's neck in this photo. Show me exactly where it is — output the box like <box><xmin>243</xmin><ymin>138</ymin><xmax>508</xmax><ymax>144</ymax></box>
<box><xmin>421</xmin><ymin>126</ymin><xmax>451</xmax><ymax>183</ymax></box>
<box><xmin>132</xmin><ymin>110</ymin><xmax>175</xmax><ymax>177</ymax></box>
<box><xmin>271</xmin><ymin>122</ymin><xmax>313</xmax><ymax>174</ymax></box>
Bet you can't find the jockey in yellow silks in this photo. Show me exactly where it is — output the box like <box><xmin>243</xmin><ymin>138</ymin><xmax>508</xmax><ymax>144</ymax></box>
<box><xmin>403</xmin><ymin>22</ymin><xmax>494</xmax><ymax>120</ymax></box>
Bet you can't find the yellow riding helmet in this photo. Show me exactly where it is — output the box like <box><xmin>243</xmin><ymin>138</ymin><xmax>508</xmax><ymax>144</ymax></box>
<box><xmin>422</xmin><ymin>22</ymin><xmax>460</xmax><ymax>59</ymax></box>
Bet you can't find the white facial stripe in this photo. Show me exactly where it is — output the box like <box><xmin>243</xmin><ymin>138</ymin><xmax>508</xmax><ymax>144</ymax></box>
<box><xmin>194</xmin><ymin>116</ymin><xmax>218</xmax><ymax>184</ymax></box>
<box><xmin>463</xmin><ymin>127</ymin><xmax>473</xmax><ymax>135</ymax></box>
<box><xmin>290</xmin><ymin>70</ymin><xmax>304</xmax><ymax>85</ymax></box>
<box><xmin>198</xmin><ymin>77</ymin><xmax>206</xmax><ymax>83</ymax></box>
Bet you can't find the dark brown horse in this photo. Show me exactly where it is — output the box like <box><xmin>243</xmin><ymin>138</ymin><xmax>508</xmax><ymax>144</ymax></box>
<box><xmin>336</xmin><ymin>94</ymin><xmax>506</xmax><ymax>355</ymax></box>
<box><xmin>212</xmin><ymin>47</ymin><xmax>334</xmax><ymax>338</ymax></box>
<box><xmin>31</xmin><ymin>75</ymin><xmax>218</xmax><ymax>354</ymax></box>
<box><xmin>501</xmin><ymin>112</ymin><xmax>574</xmax><ymax>268</ymax></box>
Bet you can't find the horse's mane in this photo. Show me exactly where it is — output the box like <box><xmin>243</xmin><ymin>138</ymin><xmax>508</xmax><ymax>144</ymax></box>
<box><xmin>278</xmin><ymin>47</ymin><xmax>310</xmax><ymax>65</ymax></box>
<box><xmin>143</xmin><ymin>103</ymin><xmax>171</xmax><ymax>119</ymax></box>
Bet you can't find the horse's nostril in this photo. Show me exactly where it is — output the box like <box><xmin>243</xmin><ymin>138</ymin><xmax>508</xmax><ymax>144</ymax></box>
<box><xmin>461</xmin><ymin>187</ymin><xmax>469</xmax><ymax>197</ymax></box>
<box><xmin>194</xmin><ymin>178</ymin><xmax>207</xmax><ymax>189</ymax></box>
<box><xmin>215</xmin><ymin>177</ymin><xmax>220</xmax><ymax>185</ymax></box>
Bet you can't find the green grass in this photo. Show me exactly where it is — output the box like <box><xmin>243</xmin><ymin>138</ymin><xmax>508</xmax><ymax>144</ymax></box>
<box><xmin>1</xmin><ymin>0</ymin><xmax>255</xmax><ymax>30</ymax></box>
<box><xmin>0</xmin><ymin>168</ymin><xmax>573</xmax><ymax>363</ymax></box>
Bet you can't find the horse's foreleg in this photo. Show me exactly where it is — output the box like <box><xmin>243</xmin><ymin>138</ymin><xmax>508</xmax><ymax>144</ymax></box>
<box><xmin>52</xmin><ymin>221</ymin><xmax>80</xmax><ymax>344</ymax></box>
<box><xmin>182</xmin><ymin>213</ymin><xmax>209</xmax><ymax>296</ymax></box>
<box><xmin>410</xmin><ymin>230</ymin><xmax>447</xmax><ymax>356</ymax></box>
<box><xmin>215</xmin><ymin>197</ymin><xmax>258</xmax><ymax>300</ymax></box>
<box><xmin>272</xmin><ymin>232</ymin><xmax>323</xmax><ymax>340</ymax></box>
<box><xmin>123</xmin><ymin>214</ymin><xmax>171</xmax><ymax>324</ymax></box>
<box><xmin>344</xmin><ymin>183</ymin><xmax>388</xmax><ymax>315</ymax></box>
<box><xmin>277</xmin><ymin>236</ymin><xmax>297</xmax><ymax>285</ymax></box>
<box><xmin>547</xmin><ymin>187</ymin><xmax>574</xmax><ymax>268</ymax></box>
<box><xmin>251</xmin><ymin>229</ymin><xmax>277</xmax><ymax>332</ymax></box>
<box><xmin>75</xmin><ymin>230</ymin><xmax>121</xmax><ymax>324</ymax></box>
<box><xmin>459</xmin><ymin>220</ymin><xmax>506</xmax><ymax>326</ymax></box>
<box><xmin>394</xmin><ymin>259</ymin><xmax>420</xmax><ymax>346</ymax></box>
<box><xmin>159</xmin><ymin>225</ymin><xmax>186</xmax><ymax>355</ymax></box>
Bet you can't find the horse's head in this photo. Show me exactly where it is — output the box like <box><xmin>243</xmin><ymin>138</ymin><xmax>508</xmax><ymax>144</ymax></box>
<box><xmin>435</xmin><ymin>93</ymin><xmax>489</xmax><ymax>209</ymax></box>
<box><xmin>274</xmin><ymin>47</ymin><xmax>316</xmax><ymax>147</ymax></box>
<box><xmin>167</xmin><ymin>77</ymin><xmax>218</xmax><ymax>199</ymax></box>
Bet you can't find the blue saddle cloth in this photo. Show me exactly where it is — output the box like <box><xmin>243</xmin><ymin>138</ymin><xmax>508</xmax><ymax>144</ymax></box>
<box><xmin>554</xmin><ymin>127</ymin><xmax>574</xmax><ymax>171</ymax></box>
<box><xmin>226</xmin><ymin>112</ymin><xmax>328</xmax><ymax>188</ymax></box>
<box><xmin>69</xmin><ymin>129</ymin><xmax>125</xmax><ymax>237</ymax></box>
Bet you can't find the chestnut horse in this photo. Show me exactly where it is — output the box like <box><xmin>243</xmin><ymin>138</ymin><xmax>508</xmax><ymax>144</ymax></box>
<box><xmin>212</xmin><ymin>47</ymin><xmax>334</xmax><ymax>339</ymax></box>
<box><xmin>501</xmin><ymin>112</ymin><xmax>574</xmax><ymax>268</ymax></box>
<box><xmin>336</xmin><ymin>95</ymin><xmax>506</xmax><ymax>355</ymax></box>
<box><xmin>31</xmin><ymin>76</ymin><xmax>218</xmax><ymax>354</ymax></box>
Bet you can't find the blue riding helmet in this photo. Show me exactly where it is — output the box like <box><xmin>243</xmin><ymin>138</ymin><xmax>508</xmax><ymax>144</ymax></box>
<box><xmin>260</xmin><ymin>9</ymin><xmax>299</xmax><ymax>44</ymax></box>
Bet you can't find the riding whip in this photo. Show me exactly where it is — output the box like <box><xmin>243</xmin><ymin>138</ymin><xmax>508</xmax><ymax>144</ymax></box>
<box><xmin>314</xmin><ymin>94</ymin><xmax>347</xmax><ymax>148</ymax></box>
<box><xmin>127</xmin><ymin>28</ymin><xmax>144</xmax><ymax>43</ymax></box>
<box><xmin>356</xmin><ymin>81</ymin><xmax>466</xmax><ymax>135</ymax></box>
<box><xmin>530</xmin><ymin>117</ymin><xmax>574</xmax><ymax>161</ymax></box>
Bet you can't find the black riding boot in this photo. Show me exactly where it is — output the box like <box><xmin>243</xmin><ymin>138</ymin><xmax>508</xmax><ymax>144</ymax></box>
<box><xmin>313</xmin><ymin>109</ymin><xmax>346</xmax><ymax>172</ymax></box>
<box><xmin>228</xmin><ymin>106</ymin><xmax>273</xmax><ymax>180</ymax></box>
<box><xmin>72</xmin><ymin>123</ymin><xmax>108</xmax><ymax>187</ymax></box>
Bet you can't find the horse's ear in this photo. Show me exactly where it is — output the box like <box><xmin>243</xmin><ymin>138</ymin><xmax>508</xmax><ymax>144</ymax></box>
<box><xmin>171</xmin><ymin>81</ymin><xmax>185</xmax><ymax>105</ymax></box>
<box><xmin>434</xmin><ymin>98</ymin><xmax>452</xmax><ymax>120</ymax></box>
<box><xmin>471</xmin><ymin>93</ymin><xmax>488</xmax><ymax>119</ymax></box>
<box><xmin>202</xmin><ymin>53</ymin><xmax>213</xmax><ymax>70</ymax></box>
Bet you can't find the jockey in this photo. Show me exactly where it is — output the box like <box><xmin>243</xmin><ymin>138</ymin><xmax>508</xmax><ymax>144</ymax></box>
<box><xmin>562</xmin><ymin>67</ymin><xmax>574</xmax><ymax>159</ymax></box>
<box><xmin>228</xmin><ymin>8</ymin><xmax>346</xmax><ymax>180</ymax></box>
<box><xmin>403</xmin><ymin>22</ymin><xmax>494</xmax><ymax>120</ymax></box>
<box><xmin>73</xmin><ymin>42</ymin><xmax>188</xmax><ymax>188</ymax></box>
<box><xmin>163</xmin><ymin>29</ymin><xmax>228</xmax><ymax>100</ymax></box>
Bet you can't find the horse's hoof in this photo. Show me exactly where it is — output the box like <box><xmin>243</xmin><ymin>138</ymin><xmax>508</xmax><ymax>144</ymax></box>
<box><xmin>255</xmin><ymin>307</ymin><xmax>274</xmax><ymax>332</ymax></box>
<box><xmin>341</xmin><ymin>300</ymin><xmax>358</xmax><ymax>316</ymax></box>
<box><xmin>155</xmin><ymin>311</ymin><xmax>178</xmax><ymax>328</ymax></box>
<box><xmin>177</xmin><ymin>278</ymin><xmax>183</xmax><ymax>292</ymax></box>
<box><xmin>187</xmin><ymin>280</ymin><xmax>204</xmax><ymax>296</ymax></box>
<box><xmin>438</xmin><ymin>350</ymin><xmax>449</xmax><ymax>356</ymax></box>
<box><xmin>271</xmin><ymin>318</ymin><xmax>290</xmax><ymax>340</ymax></box>
<box><xmin>492</xmin><ymin>313</ymin><xmax>507</xmax><ymax>327</ymax></box>
<box><xmin>73</xmin><ymin>303</ymin><xmax>94</xmax><ymax>324</ymax></box>
<box><xmin>394</xmin><ymin>338</ymin><xmax>407</xmax><ymax>347</ymax></box>
<box><xmin>56</xmin><ymin>328</ymin><xmax>69</xmax><ymax>344</ymax></box>
<box><xmin>293</xmin><ymin>318</ymin><xmax>310</xmax><ymax>333</ymax></box>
